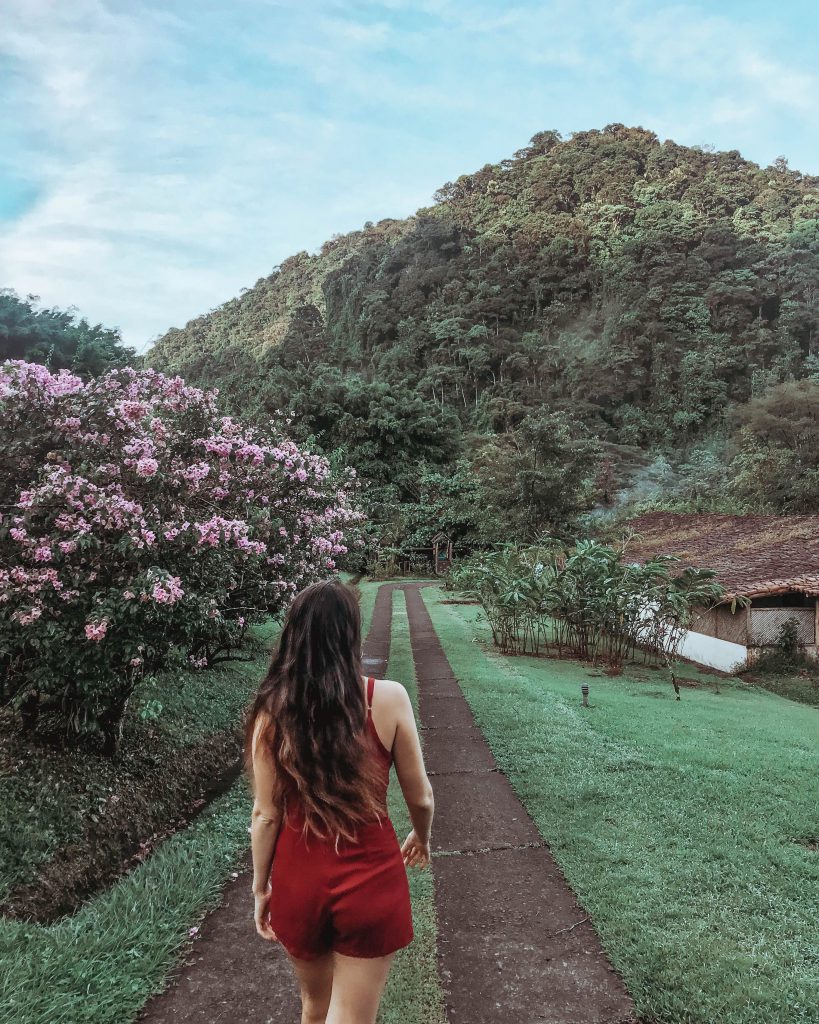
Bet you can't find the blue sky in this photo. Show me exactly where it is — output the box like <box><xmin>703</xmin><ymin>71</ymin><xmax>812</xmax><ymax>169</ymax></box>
<box><xmin>1</xmin><ymin>0</ymin><xmax>818</xmax><ymax>352</ymax></box>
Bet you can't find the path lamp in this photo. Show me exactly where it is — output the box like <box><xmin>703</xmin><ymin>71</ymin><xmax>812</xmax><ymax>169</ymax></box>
<box><xmin>581</xmin><ymin>683</ymin><xmax>589</xmax><ymax>707</ymax></box>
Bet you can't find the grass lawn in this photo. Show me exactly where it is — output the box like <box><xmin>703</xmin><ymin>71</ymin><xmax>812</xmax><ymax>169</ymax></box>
<box><xmin>741</xmin><ymin>667</ymin><xmax>819</xmax><ymax>709</ymax></box>
<box><xmin>1</xmin><ymin>780</ymin><xmax>255</xmax><ymax>1024</ymax></box>
<box><xmin>425</xmin><ymin>586</ymin><xmax>819</xmax><ymax>1024</ymax></box>
<box><xmin>1</xmin><ymin>622</ymin><xmax>281</xmax><ymax>1023</ymax></box>
<box><xmin>355</xmin><ymin>573</ymin><xmax>378</xmax><ymax>644</ymax></box>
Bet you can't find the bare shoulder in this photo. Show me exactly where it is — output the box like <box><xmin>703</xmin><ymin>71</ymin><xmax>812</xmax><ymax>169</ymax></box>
<box><xmin>251</xmin><ymin>709</ymin><xmax>274</xmax><ymax>751</ymax></box>
<box><xmin>375</xmin><ymin>677</ymin><xmax>412</xmax><ymax>710</ymax></box>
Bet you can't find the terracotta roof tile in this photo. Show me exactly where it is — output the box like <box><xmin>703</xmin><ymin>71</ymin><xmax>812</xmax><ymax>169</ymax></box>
<box><xmin>624</xmin><ymin>512</ymin><xmax>819</xmax><ymax>599</ymax></box>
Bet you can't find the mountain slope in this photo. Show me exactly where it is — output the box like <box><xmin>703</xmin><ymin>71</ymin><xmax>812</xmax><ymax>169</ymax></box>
<box><xmin>148</xmin><ymin>125</ymin><xmax>817</xmax><ymax>437</ymax></box>
<box><xmin>146</xmin><ymin>124</ymin><xmax>819</xmax><ymax>538</ymax></box>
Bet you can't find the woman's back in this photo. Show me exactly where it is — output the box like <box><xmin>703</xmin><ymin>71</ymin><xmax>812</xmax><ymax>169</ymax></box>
<box><xmin>280</xmin><ymin>674</ymin><xmax>434</xmax><ymax>841</ymax></box>
<box><xmin>283</xmin><ymin>675</ymin><xmax>393</xmax><ymax>832</ymax></box>
<box><xmin>268</xmin><ymin>674</ymin><xmax>415</xmax><ymax>957</ymax></box>
<box><xmin>245</xmin><ymin>579</ymin><xmax>434</xmax><ymax>1023</ymax></box>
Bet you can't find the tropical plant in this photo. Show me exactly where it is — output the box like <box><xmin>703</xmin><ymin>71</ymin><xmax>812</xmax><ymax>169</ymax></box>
<box><xmin>454</xmin><ymin>538</ymin><xmax>726</xmax><ymax>694</ymax></box>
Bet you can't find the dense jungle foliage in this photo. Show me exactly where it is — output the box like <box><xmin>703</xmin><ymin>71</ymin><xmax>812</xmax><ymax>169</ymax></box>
<box><xmin>147</xmin><ymin>126</ymin><xmax>819</xmax><ymax>544</ymax></box>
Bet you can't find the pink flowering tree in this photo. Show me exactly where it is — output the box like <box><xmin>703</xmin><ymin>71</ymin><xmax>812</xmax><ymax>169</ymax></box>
<box><xmin>0</xmin><ymin>362</ymin><xmax>363</xmax><ymax>754</ymax></box>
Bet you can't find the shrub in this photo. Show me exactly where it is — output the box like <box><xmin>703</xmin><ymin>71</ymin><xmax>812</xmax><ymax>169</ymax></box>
<box><xmin>454</xmin><ymin>538</ymin><xmax>726</xmax><ymax>684</ymax></box>
<box><xmin>0</xmin><ymin>362</ymin><xmax>363</xmax><ymax>751</ymax></box>
<box><xmin>749</xmin><ymin>617</ymin><xmax>813</xmax><ymax>675</ymax></box>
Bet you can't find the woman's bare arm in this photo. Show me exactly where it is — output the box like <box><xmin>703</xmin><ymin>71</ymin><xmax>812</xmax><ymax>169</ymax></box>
<box><xmin>249</xmin><ymin>714</ymin><xmax>283</xmax><ymax>939</ymax></box>
<box><xmin>391</xmin><ymin>684</ymin><xmax>434</xmax><ymax>866</ymax></box>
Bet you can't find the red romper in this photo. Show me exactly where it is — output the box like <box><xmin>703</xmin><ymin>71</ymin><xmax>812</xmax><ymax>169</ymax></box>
<box><xmin>267</xmin><ymin>676</ymin><xmax>414</xmax><ymax>960</ymax></box>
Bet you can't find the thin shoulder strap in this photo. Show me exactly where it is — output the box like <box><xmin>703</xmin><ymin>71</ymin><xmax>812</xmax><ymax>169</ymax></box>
<box><xmin>366</xmin><ymin>675</ymin><xmax>375</xmax><ymax>712</ymax></box>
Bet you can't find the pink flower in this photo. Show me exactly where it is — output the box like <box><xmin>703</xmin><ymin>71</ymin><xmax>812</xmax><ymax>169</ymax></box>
<box><xmin>150</xmin><ymin>574</ymin><xmax>184</xmax><ymax>605</ymax></box>
<box><xmin>181</xmin><ymin>462</ymin><xmax>211</xmax><ymax>487</ymax></box>
<box><xmin>13</xmin><ymin>606</ymin><xmax>43</xmax><ymax>626</ymax></box>
<box><xmin>85</xmin><ymin>620</ymin><xmax>109</xmax><ymax>642</ymax></box>
<box><xmin>0</xmin><ymin>361</ymin><xmax>363</xmax><ymax>688</ymax></box>
<box><xmin>135</xmin><ymin>457</ymin><xmax>159</xmax><ymax>478</ymax></box>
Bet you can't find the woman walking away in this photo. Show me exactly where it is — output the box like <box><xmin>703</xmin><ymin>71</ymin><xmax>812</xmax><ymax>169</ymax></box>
<box><xmin>244</xmin><ymin>580</ymin><xmax>435</xmax><ymax>1024</ymax></box>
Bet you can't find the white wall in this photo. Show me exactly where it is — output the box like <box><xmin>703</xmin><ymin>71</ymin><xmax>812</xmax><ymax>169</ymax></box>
<box><xmin>678</xmin><ymin>629</ymin><xmax>747</xmax><ymax>673</ymax></box>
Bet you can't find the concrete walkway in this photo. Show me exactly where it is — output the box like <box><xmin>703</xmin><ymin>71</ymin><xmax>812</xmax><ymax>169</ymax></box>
<box><xmin>138</xmin><ymin>580</ymin><xmax>636</xmax><ymax>1023</ymax></box>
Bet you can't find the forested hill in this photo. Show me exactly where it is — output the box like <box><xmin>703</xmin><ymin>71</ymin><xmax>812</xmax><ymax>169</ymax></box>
<box><xmin>146</xmin><ymin>125</ymin><xmax>819</xmax><ymax>547</ymax></box>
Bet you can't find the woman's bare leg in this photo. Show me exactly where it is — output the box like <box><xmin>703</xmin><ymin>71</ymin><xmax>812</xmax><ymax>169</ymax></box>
<box><xmin>287</xmin><ymin>951</ymin><xmax>334</xmax><ymax>1024</ymax></box>
<box><xmin>325</xmin><ymin>952</ymin><xmax>394</xmax><ymax>1024</ymax></box>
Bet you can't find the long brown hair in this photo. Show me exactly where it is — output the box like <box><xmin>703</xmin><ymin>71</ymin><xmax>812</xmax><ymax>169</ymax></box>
<box><xmin>244</xmin><ymin>579</ymin><xmax>385</xmax><ymax>842</ymax></box>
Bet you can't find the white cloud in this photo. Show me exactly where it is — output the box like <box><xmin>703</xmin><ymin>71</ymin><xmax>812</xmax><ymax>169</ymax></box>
<box><xmin>736</xmin><ymin>53</ymin><xmax>817</xmax><ymax>114</ymax></box>
<box><xmin>620</xmin><ymin>2</ymin><xmax>819</xmax><ymax>122</ymax></box>
<box><xmin>0</xmin><ymin>0</ymin><xmax>817</xmax><ymax>352</ymax></box>
<box><xmin>317</xmin><ymin>16</ymin><xmax>391</xmax><ymax>46</ymax></box>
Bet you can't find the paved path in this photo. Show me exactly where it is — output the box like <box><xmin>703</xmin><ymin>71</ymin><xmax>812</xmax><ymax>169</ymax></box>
<box><xmin>402</xmin><ymin>583</ymin><xmax>636</xmax><ymax>1024</ymax></box>
<box><xmin>137</xmin><ymin>586</ymin><xmax>394</xmax><ymax>1023</ymax></box>
<box><xmin>138</xmin><ymin>580</ymin><xmax>635</xmax><ymax>1023</ymax></box>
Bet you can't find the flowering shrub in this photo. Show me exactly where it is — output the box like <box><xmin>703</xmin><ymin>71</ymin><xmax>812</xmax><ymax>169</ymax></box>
<box><xmin>0</xmin><ymin>361</ymin><xmax>363</xmax><ymax>752</ymax></box>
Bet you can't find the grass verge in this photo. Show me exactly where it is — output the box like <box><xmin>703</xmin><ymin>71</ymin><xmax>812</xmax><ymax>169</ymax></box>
<box><xmin>356</xmin><ymin>576</ymin><xmax>379</xmax><ymax>643</ymax></box>
<box><xmin>0</xmin><ymin>780</ymin><xmax>253</xmax><ymax>1024</ymax></box>
<box><xmin>740</xmin><ymin>668</ymin><xmax>819</xmax><ymax>709</ymax></box>
<box><xmin>424</xmin><ymin>586</ymin><xmax>819</xmax><ymax>1024</ymax></box>
<box><xmin>380</xmin><ymin>586</ymin><xmax>446</xmax><ymax>1024</ymax></box>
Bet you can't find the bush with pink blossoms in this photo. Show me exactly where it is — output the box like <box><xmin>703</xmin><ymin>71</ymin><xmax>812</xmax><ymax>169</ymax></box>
<box><xmin>0</xmin><ymin>361</ymin><xmax>363</xmax><ymax>753</ymax></box>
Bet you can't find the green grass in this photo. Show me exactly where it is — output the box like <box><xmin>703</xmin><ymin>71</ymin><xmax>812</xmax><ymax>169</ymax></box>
<box><xmin>379</xmin><ymin>587</ymin><xmax>446</xmax><ymax>1024</ymax></box>
<box><xmin>0</xmin><ymin>781</ymin><xmax>254</xmax><ymax>1024</ymax></box>
<box><xmin>424</xmin><ymin>586</ymin><xmax>819</xmax><ymax>1024</ymax></box>
<box><xmin>742</xmin><ymin>668</ymin><xmax>819</xmax><ymax>709</ymax></box>
<box><xmin>356</xmin><ymin>576</ymin><xmax>379</xmax><ymax>641</ymax></box>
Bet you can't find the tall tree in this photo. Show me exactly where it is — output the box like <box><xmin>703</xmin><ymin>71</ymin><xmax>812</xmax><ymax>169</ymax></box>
<box><xmin>0</xmin><ymin>290</ymin><xmax>135</xmax><ymax>376</ymax></box>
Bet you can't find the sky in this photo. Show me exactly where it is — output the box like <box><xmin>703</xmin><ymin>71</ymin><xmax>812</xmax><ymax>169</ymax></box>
<box><xmin>1</xmin><ymin>0</ymin><xmax>818</xmax><ymax>353</ymax></box>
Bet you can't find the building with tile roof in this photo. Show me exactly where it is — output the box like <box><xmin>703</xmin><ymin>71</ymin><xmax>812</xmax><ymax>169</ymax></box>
<box><xmin>624</xmin><ymin>512</ymin><xmax>819</xmax><ymax>671</ymax></box>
